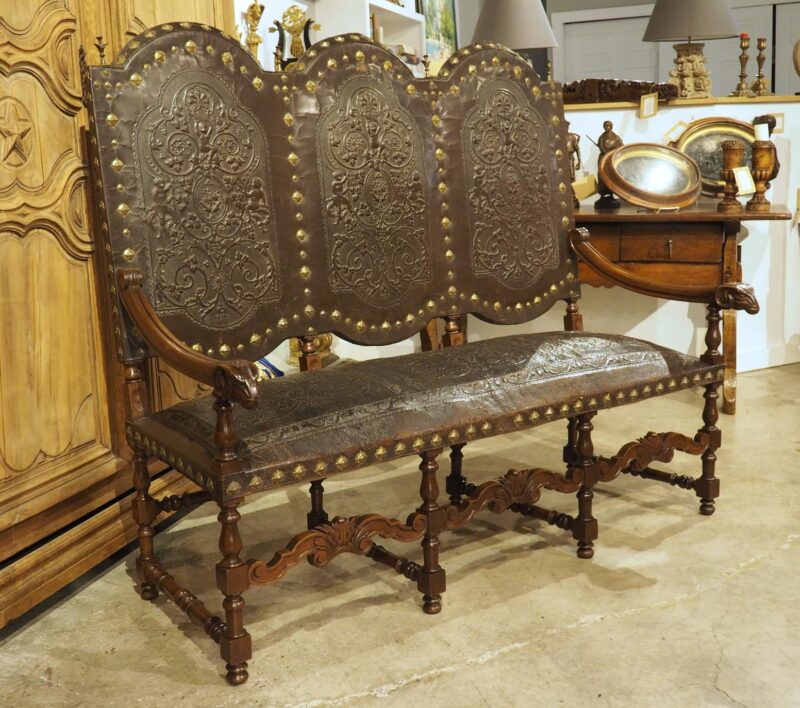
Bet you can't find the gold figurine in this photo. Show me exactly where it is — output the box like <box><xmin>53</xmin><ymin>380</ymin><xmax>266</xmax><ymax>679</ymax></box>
<box><xmin>243</xmin><ymin>2</ymin><xmax>265</xmax><ymax>60</ymax></box>
<box><xmin>269</xmin><ymin>5</ymin><xmax>321</xmax><ymax>70</ymax></box>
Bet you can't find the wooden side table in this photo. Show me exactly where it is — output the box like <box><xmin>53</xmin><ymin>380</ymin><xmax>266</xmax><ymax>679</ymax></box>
<box><xmin>575</xmin><ymin>201</ymin><xmax>790</xmax><ymax>414</ymax></box>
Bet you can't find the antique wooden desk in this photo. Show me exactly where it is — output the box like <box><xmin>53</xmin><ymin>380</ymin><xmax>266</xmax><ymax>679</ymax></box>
<box><xmin>576</xmin><ymin>201</ymin><xmax>790</xmax><ymax>414</ymax></box>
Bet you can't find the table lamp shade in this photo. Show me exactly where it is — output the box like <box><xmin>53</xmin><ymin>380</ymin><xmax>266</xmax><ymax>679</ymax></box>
<box><xmin>643</xmin><ymin>0</ymin><xmax>738</xmax><ymax>42</ymax></box>
<box><xmin>472</xmin><ymin>0</ymin><xmax>557</xmax><ymax>48</ymax></box>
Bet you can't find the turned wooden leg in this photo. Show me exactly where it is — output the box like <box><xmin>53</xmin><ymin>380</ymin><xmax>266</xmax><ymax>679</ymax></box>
<box><xmin>571</xmin><ymin>413</ymin><xmax>598</xmax><ymax>559</ymax></box>
<box><xmin>417</xmin><ymin>449</ymin><xmax>446</xmax><ymax>615</ymax></box>
<box><xmin>563</xmin><ymin>416</ymin><xmax>579</xmax><ymax>467</ymax></box>
<box><xmin>217</xmin><ymin>500</ymin><xmax>252</xmax><ymax>686</ymax></box>
<box><xmin>132</xmin><ymin>449</ymin><xmax>159</xmax><ymax>600</ymax></box>
<box><xmin>307</xmin><ymin>479</ymin><xmax>329</xmax><ymax>529</ymax></box>
<box><xmin>696</xmin><ymin>382</ymin><xmax>722</xmax><ymax>516</ymax></box>
<box><xmin>445</xmin><ymin>444</ymin><xmax>466</xmax><ymax>505</ymax></box>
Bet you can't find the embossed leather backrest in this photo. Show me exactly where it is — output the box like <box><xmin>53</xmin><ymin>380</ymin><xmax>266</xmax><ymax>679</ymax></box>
<box><xmin>84</xmin><ymin>24</ymin><xmax>580</xmax><ymax>363</ymax></box>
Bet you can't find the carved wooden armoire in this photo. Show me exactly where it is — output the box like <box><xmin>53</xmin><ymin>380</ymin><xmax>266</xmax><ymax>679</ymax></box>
<box><xmin>0</xmin><ymin>0</ymin><xmax>234</xmax><ymax>627</ymax></box>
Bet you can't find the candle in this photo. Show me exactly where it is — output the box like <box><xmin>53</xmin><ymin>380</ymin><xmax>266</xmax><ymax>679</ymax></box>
<box><xmin>754</xmin><ymin>123</ymin><xmax>769</xmax><ymax>141</ymax></box>
<box><xmin>741</xmin><ymin>33</ymin><xmax>749</xmax><ymax>39</ymax></box>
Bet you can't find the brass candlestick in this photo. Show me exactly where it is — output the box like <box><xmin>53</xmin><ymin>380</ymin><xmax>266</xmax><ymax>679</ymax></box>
<box><xmin>751</xmin><ymin>38</ymin><xmax>771</xmax><ymax>96</ymax></box>
<box><xmin>746</xmin><ymin>140</ymin><xmax>775</xmax><ymax>212</ymax></box>
<box><xmin>718</xmin><ymin>140</ymin><xmax>744</xmax><ymax>213</ymax></box>
<box><xmin>730</xmin><ymin>35</ymin><xmax>752</xmax><ymax>97</ymax></box>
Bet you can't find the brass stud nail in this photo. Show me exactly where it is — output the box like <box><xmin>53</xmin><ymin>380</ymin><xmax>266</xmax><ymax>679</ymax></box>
<box><xmin>277</xmin><ymin>317</ymin><xmax>288</xmax><ymax>328</ymax></box>
<box><xmin>292</xmin><ymin>190</ymin><xmax>303</xmax><ymax>203</ymax></box>
<box><xmin>122</xmin><ymin>247</ymin><xmax>135</xmax><ymax>261</ymax></box>
<box><xmin>327</xmin><ymin>58</ymin><xmax>337</xmax><ymax>68</ymax></box>
<box><xmin>154</xmin><ymin>50</ymin><xmax>166</xmax><ymax>63</ymax></box>
<box><xmin>466</xmin><ymin>424</ymin><xmax>477</xmax><ymax>437</ymax></box>
<box><xmin>445</xmin><ymin>249</ymin><xmax>455</xmax><ymax>262</ymax></box>
<box><xmin>561</xmin><ymin>216</ymin><xmax>569</xmax><ymax>226</ymax></box>
<box><xmin>314</xmin><ymin>461</ymin><xmax>328</xmax><ymax>473</ymax></box>
<box><xmin>426</xmin><ymin>300</ymin><xmax>436</xmax><ymax>311</ymax></box>
<box><xmin>306</xmin><ymin>80</ymin><xmax>316</xmax><ymax>92</ymax></box>
<box><xmin>354</xmin><ymin>451</ymin><xmax>367</xmax><ymax>464</ymax></box>
<box><xmin>407</xmin><ymin>84</ymin><xmax>417</xmax><ymax>95</ymax></box>
<box><xmin>284</xmin><ymin>113</ymin><xmax>295</xmax><ymax>127</ymax></box>
<box><xmin>219</xmin><ymin>344</ymin><xmax>231</xmax><ymax>356</ymax></box>
<box><xmin>559</xmin><ymin>182</ymin><xmax>567</xmax><ymax>193</ymax></box>
<box><xmin>106</xmin><ymin>113</ymin><xmax>119</xmax><ymax>126</ymax></box>
<box><xmin>375</xmin><ymin>446</ymin><xmax>387</xmax><ymax>460</ymax></box>
<box><xmin>560</xmin><ymin>403</ymin><xmax>570</xmax><ymax>413</ymax></box>
<box><xmin>529</xmin><ymin>411</ymin><xmax>540</xmax><ymax>422</ymax></box>
<box><xmin>513</xmin><ymin>413</ymin><xmax>524</xmax><ymax>426</ymax></box>
<box><xmin>252</xmin><ymin>77</ymin><xmax>263</xmax><ymax>90</ymax></box>
<box><xmin>545</xmin><ymin>407</ymin><xmax>555</xmax><ymax>416</ymax></box>
<box><xmin>111</xmin><ymin>158</ymin><xmax>123</xmax><ymax>171</ymax></box>
<box><xmin>412</xmin><ymin>437</ymin><xmax>425</xmax><ymax>451</ymax></box>
<box><xmin>394</xmin><ymin>441</ymin><xmax>407</xmax><ymax>454</ymax></box>
<box><xmin>447</xmin><ymin>429</ymin><xmax>459</xmax><ymax>441</ymax></box>
<box><xmin>438</xmin><ymin>182</ymin><xmax>447</xmax><ymax>193</ymax></box>
<box><xmin>355</xmin><ymin>320</ymin><xmax>366</xmax><ymax>332</ymax></box>
<box><xmin>331</xmin><ymin>310</ymin><xmax>341</xmax><ymax>321</ymax></box>
<box><xmin>381</xmin><ymin>321</ymin><xmax>391</xmax><ymax>332</ymax></box>
<box><xmin>335</xmin><ymin>455</ymin><xmax>348</xmax><ymax>469</ymax></box>
<box><xmin>288</xmin><ymin>152</ymin><xmax>299</xmax><ymax>166</ymax></box>
<box><xmin>184</xmin><ymin>40</ymin><xmax>197</xmax><ymax>53</ymax></box>
<box><xmin>250</xmin><ymin>333</ymin><xmax>262</xmax><ymax>344</ymax></box>
<box><xmin>481</xmin><ymin>421</ymin><xmax>492</xmax><ymax>433</ymax></box>
<box><xmin>304</xmin><ymin>304</ymin><xmax>315</xmax><ymax>317</ymax></box>
<box><xmin>430</xmin><ymin>433</ymin><xmax>442</xmax><ymax>447</ymax></box>
<box><xmin>552</xmin><ymin>115</ymin><xmax>560</xmax><ymax>125</ymax></box>
<box><xmin>116</xmin><ymin>203</ymin><xmax>130</xmax><ymax>217</ymax></box>
<box><xmin>355</xmin><ymin>50</ymin><xmax>365</xmax><ymax>62</ymax></box>
<box><xmin>293</xmin><ymin>464</ymin><xmax>307</xmax><ymax>478</ymax></box>
<box><xmin>405</xmin><ymin>313</ymin><xmax>415</xmax><ymax>324</ymax></box>
<box><xmin>130</xmin><ymin>73</ymin><xmax>142</xmax><ymax>87</ymax></box>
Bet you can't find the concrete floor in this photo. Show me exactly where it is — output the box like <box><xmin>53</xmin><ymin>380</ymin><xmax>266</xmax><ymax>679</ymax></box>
<box><xmin>1</xmin><ymin>364</ymin><xmax>799</xmax><ymax>707</ymax></box>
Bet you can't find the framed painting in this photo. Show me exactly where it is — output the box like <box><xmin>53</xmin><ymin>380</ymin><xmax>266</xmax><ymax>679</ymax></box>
<box><xmin>417</xmin><ymin>0</ymin><xmax>458</xmax><ymax>73</ymax></box>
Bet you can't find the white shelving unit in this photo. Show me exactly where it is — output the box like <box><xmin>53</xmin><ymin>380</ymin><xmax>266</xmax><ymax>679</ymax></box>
<box><xmin>314</xmin><ymin>0</ymin><xmax>425</xmax><ymax>60</ymax></box>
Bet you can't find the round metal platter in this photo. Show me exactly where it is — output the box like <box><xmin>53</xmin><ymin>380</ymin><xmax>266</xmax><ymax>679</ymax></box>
<box><xmin>669</xmin><ymin>117</ymin><xmax>755</xmax><ymax>197</ymax></box>
<box><xmin>599</xmin><ymin>143</ymin><xmax>702</xmax><ymax>210</ymax></box>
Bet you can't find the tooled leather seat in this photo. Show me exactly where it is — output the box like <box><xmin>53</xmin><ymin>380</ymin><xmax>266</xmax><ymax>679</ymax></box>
<box><xmin>129</xmin><ymin>332</ymin><xmax>722</xmax><ymax>501</ymax></box>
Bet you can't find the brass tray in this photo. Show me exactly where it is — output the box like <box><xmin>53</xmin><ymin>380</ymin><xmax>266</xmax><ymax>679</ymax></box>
<box><xmin>599</xmin><ymin>143</ymin><xmax>701</xmax><ymax>210</ymax></box>
<box><xmin>669</xmin><ymin>117</ymin><xmax>755</xmax><ymax>197</ymax></box>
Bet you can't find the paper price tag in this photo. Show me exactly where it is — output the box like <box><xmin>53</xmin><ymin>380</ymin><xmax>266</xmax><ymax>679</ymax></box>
<box><xmin>733</xmin><ymin>167</ymin><xmax>755</xmax><ymax>196</ymax></box>
<box><xmin>663</xmin><ymin>120</ymin><xmax>688</xmax><ymax>143</ymax></box>
<box><xmin>639</xmin><ymin>92</ymin><xmax>658</xmax><ymax>119</ymax></box>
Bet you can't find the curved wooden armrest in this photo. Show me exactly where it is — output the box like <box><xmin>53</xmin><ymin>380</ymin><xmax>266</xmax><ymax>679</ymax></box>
<box><xmin>570</xmin><ymin>228</ymin><xmax>759</xmax><ymax>314</ymax></box>
<box><xmin>117</xmin><ymin>269</ymin><xmax>259</xmax><ymax>408</ymax></box>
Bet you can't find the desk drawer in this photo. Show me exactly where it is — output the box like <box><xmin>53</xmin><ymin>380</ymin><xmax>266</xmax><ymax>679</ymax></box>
<box><xmin>577</xmin><ymin>223</ymin><xmax>620</xmax><ymax>261</ymax></box>
<box><xmin>619</xmin><ymin>223</ymin><xmax>722</xmax><ymax>263</ymax></box>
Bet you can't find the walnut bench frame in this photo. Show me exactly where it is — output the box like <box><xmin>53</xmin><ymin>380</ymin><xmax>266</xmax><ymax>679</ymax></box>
<box><xmin>82</xmin><ymin>25</ymin><xmax>760</xmax><ymax>686</ymax></box>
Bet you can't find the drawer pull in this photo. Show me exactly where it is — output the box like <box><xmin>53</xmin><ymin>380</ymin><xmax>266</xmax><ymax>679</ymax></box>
<box><xmin>666</xmin><ymin>239</ymin><xmax>673</xmax><ymax>258</ymax></box>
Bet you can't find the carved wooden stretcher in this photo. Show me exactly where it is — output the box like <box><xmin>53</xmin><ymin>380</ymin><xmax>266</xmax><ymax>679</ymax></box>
<box><xmin>81</xmin><ymin>25</ymin><xmax>759</xmax><ymax>686</ymax></box>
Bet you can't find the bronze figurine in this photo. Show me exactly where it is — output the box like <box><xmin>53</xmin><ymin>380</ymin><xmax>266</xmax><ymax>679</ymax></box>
<box><xmin>593</xmin><ymin>120</ymin><xmax>623</xmax><ymax>210</ymax></box>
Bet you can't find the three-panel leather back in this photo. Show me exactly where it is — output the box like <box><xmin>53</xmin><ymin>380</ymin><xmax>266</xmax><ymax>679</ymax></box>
<box><xmin>83</xmin><ymin>23</ymin><xmax>580</xmax><ymax>363</ymax></box>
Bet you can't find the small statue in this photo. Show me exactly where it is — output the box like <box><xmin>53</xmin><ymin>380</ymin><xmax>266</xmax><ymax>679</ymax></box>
<box><xmin>243</xmin><ymin>2</ymin><xmax>265</xmax><ymax>60</ymax></box>
<box><xmin>594</xmin><ymin>120</ymin><xmax>623</xmax><ymax>210</ymax></box>
<box><xmin>565</xmin><ymin>120</ymin><xmax>582</xmax><ymax>209</ymax></box>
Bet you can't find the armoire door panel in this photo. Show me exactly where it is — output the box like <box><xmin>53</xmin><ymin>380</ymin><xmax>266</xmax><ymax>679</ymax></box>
<box><xmin>0</xmin><ymin>0</ymin><xmax>235</xmax><ymax>627</ymax></box>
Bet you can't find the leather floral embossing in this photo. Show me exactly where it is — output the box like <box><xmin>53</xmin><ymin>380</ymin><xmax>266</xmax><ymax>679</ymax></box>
<box><xmin>464</xmin><ymin>84</ymin><xmax>559</xmax><ymax>290</ymax></box>
<box><xmin>320</xmin><ymin>79</ymin><xmax>431</xmax><ymax>306</ymax></box>
<box><xmin>137</xmin><ymin>76</ymin><xmax>280</xmax><ymax>330</ymax></box>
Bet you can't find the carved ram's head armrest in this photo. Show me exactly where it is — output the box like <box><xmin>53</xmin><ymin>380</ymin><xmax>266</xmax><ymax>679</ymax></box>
<box><xmin>117</xmin><ymin>268</ymin><xmax>260</xmax><ymax>408</ymax></box>
<box><xmin>213</xmin><ymin>362</ymin><xmax>259</xmax><ymax>410</ymax></box>
<box><xmin>715</xmin><ymin>283</ymin><xmax>760</xmax><ymax>314</ymax></box>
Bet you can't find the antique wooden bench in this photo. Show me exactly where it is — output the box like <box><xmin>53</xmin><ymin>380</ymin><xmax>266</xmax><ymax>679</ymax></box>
<box><xmin>81</xmin><ymin>25</ymin><xmax>759</xmax><ymax>685</ymax></box>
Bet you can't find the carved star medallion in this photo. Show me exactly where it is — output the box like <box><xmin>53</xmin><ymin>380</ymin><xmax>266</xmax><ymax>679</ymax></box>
<box><xmin>0</xmin><ymin>98</ymin><xmax>33</xmax><ymax>167</ymax></box>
